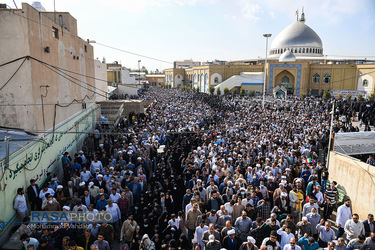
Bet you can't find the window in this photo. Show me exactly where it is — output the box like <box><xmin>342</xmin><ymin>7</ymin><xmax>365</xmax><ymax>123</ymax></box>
<box><xmin>323</xmin><ymin>73</ymin><xmax>331</xmax><ymax>84</ymax></box>
<box><xmin>281</xmin><ymin>76</ymin><xmax>290</xmax><ymax>83</ymax></box>
<box><xmin>52</xmin><ymin>27</ymin><xmax>59</xmax><ymax>39</ymax></box>
<box><xmin>117</xmin><ymin>71</ymin><xmax>121</xmax><ymax>83</ymax></box>
<box><xmin>312</xmin><ymin>73</ymin><xmax>320</xmax><ymax>83</ymax></box>
<box><xmin>363</xmin><ymin>79</ymin><xmax>368</xmax><ymax>86</ymax></box>
<box><xmin>214</xmin><ymin>77</ymin><xmax>219</xmax><ymax>83</ymax></box>
<box><xmin>114</xmin><ymin>72</ymin><xmax>117</xmax><ymax>83</ymax></box>
<box><xmin>84</xmin><ymin>45</ymin><xmax>87</xmax><ymax>53</ymax></box>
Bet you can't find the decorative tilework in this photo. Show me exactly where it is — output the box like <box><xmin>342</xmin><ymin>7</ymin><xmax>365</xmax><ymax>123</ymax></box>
<box><xmin>269</xmin><ymin>64</ymin><xmax>302</xmax><ymax>94</ymax></box>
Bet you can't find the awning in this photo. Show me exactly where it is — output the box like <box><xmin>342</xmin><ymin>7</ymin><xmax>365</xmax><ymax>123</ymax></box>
<box><xmin>107</xmin><ymin>86</ymin><xmax>117</xmax><ymax>93</ymax></box>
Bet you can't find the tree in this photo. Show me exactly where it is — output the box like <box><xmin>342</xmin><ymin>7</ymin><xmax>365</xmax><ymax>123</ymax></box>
<box><xmin>240</xmin><ymin>87</ymin><xmax>246</xmax><ymax>96</ymax></box>
<box><xmin>216</xmin><ymin>88</ymin><xmax>221</xmax><ymax>96</ymax></box>
<box><xmin>336</xmin><ymin>92</ymin><xmax>343</xmax><ymax>100</ymax></box>
<box><xmin>323</xmin><ymin>90</ymin><xmax>331</xmax><ymax>101</ymax></box>
<box><xmin>232</xmin><ymin>88</ymin><xmax>239</xmax><ymax>96</ymax></box>
<box><xmin>357</xmin><ymin>94</ymin><xmax>364</xmax><ymax>102</ymax></box>
<box><xmin>209</xmin><ymin>85</ymin><xmax>215</xmax><ymax>95</ymax></box>
<box><xmin>346</xmin><ymin>93</ymin><xmax>352</xmax><ymax>101</ymax></box>
<box><xmin>368</xmin><ymin>91</ymin><xmax>375</xmax><ymax>101</ymax></box>
<box><xmin>223</xmin><ymin>87</ymin><xmax>230</xmax><ymax>96</ymax></box>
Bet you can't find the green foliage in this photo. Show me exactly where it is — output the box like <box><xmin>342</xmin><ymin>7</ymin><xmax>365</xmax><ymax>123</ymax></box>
<box><xmin>323</xmin><ymin>90</ymin><xmax>331</xmax><ymax>101</ymax></box>
<box><xmin>240</xmin><ymin>87</ymin><xmax>246</xmax><ymax>96</ymax></box>
<box><xmin>209</xmin><ymin>85</ymin><xmax>215</xmax><ymax>95</ymax></box>
<box><xmin>232</xmin><ymin>88</ymin><xmax>239</xmax><ymax>96</ymax></box>
<box><xmin>368</xmin><ymin>91</ymin><xmax>375</xmax><ymax>101</ymax></box>
<box><xmin>223</xmin><ymin>87</ymin><xmax>230</xmax><ymax>96</ymax></box>
<box><xmin>216</xmin><ymin>88</ymin><xmax>221</xmax><ymax>96</ymax></box>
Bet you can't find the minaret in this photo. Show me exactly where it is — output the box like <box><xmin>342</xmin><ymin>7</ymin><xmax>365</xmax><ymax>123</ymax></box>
<box><xmin>300</xmin><ymin>6</ymin><xmax>306</xmax><ymax>23</ymax></box>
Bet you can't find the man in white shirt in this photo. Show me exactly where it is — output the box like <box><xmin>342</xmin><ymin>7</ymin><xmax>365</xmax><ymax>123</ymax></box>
<box><xmin>90</xmin><ymin>157</ymin><xmax>103</xmax><ymax>175</ymax></box>
<box><xmin>14</xmin><ymin>188</ymin><xmax>28</xmax><ymax>219</ymax></box>
<box><xmin>20</xmin><ymin>234</ymin><xmax>39</xmax><ymax>250</ymax></box>
<box><xmin>80</xmin><ymin>167</ymin><xmax>91</xmax><ymax>183</ymax></box>
<box><xmin>109</xmin><ymin>188</ymin><xmax>121</xmax><ymax>203</ymax></box>
<box><xmin>277</xmin><ymin>224</ymin><xmax>295</xmax><ymax>249</ymax></box>
<box><xmin>72</xmin><ymin>199</ymin><xmax>88</xmax><ymax>212</ymax></box>
<box><xmin>336</xmin><ymin>198</ymin><xmax>352</xmax><ymax>238</ymax></box>
<box><xmin>344</xmin><ymin>213</ymin><xmax>365</xmax><ymax>241</ymax></box>
<box><xmin>39</xmin><ymin>186</ymin><xmax>55</xmax><ymax>201</ymax></box>
<box><xmin>283</xmin><ymin>237</ymin><xmax>301</xmax><ymax>250</ymax></box>
<box><xmin>193</xmin><ymin>217</ymin><xmax>209</xmax><ymax>249</ymax></box>
<box><xmin>105</xmin><ymin>199</ymin><xmax>121</xmax><ymax>240</ymax></box>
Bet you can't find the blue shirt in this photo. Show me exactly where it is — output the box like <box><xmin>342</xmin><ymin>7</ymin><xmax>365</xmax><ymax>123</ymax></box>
<box><xmin>96</xmin><ymin>199</ymin><xmax>108</xmax><ymax>211</ymax></box>
<box><xmin>298</xmin><ymin>236</ymin><xmax>319</xmax><ymax>250</ymax></box>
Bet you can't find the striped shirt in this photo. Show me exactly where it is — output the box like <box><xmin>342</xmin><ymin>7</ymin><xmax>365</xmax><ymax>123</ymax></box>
<box><xmin>324</xmin><ymin>188</ymin><xmax>338</xmax><ymax>203</ymax></box>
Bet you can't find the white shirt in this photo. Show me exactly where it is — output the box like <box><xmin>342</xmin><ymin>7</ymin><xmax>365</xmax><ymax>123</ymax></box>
<box><xmin>105</xmin><ymin>203</ymin><xmax>121</xmax><ymax>222</ymax></box>
<box><xmin>336</xmin><ymin>205</ymin><xmax>352</xmax><ymax>227</ymax></box>
<box><xmin>193</xmin><ymin>225</ymin><xmax>209</xmax><ymax>249</ymax></box>
<box><xmin>315</xmin><ymin>191</ymin><xmax>324</xmax><ymax>204</ymax></box>
<box><xmin>39</xmin><ymin>188</ymin><xmax>55</xmax><ymax>201</ymax></box>
<box><xmin>277</xmin><ymin>228</ymin><xmax>295</xmax><ymax>249</ymax></box>
<box><xmin>110</xmin><ymin>193</ymin><xmax>121</xmax><ymax>203</ymax></box>
<box><xmin>224</xmin><ymin>202</ymin><xmax>234</xmax><ymax>215</ymax></box>
<box><xmin>283</xmin><ymin>244</ymin><xmax>302</xmax><ymax>250</ymax></box>
<box><xmin>73</xmin><ymin>204</ymin><xmax>88</xmax><ymax>213</ymax></box>
<box><xmin>14</xmin><ymin>194</ymin><xmax>27</xmax><ymax>213</ymax></box>
<box><xmin>80</xmin><ymin>171</ymin><xmax>91</xmax><ymax>182</ymax></box>
<box><xmin>168</xmin><ymin>218</ymin><xmax>179</xmax><ymax>228</ymax></box>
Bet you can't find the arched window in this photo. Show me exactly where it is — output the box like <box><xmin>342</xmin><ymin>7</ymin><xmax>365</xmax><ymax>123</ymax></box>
<box><xmin>363</xmin><ymin>79</ymin><xmax>368</xmax><ymax>86</ymax></box>
<box><xmin>312</xmin><ymin>73</ymin><xmax>320</xmax><ymax>83</ymax></box>
<box><xmin>281</xmin><ymin>76</ymin><xmax>290</xmax><ymax>83</ymax></box>
<box><xmin>302</xmin><ymin>48</ymin><xmax>305</xmax><ymax>53</ymax></box>
<box><xmin>299</xmin><ymin>48</ymin><xmax>302</xmax><ymax>53</ymax></box>
<box><xmin>323</xmin><ymin>73</ymin><xmax>331</xmax><ymax>84</ymax></box>
<box><xmin>214</xmin><ymin>77</ymin><xmax>219</xmax><ymax>83</ymax></box>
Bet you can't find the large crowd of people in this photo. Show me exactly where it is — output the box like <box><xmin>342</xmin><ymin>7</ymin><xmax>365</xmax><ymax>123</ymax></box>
<box><xmin>13</xmin><ymin>87</ymin><xmax>375</xmax><ymax>250</ymax></box>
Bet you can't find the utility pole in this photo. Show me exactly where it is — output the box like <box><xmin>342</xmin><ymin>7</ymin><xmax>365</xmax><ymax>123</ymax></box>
<box><xmin>138</xmin><ymin>60</ymin><xmax>141</xmax><ymax>85</ymax></box>
<box><xmin>262</xmin><ymin>34</ymin><xmax>272</xmax><ymax>109</ymax></box>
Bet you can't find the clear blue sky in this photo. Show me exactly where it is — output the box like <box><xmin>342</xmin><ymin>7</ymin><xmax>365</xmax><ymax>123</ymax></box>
<box><xmin>6</xmin><ymin>0</ymin><xmax>375</xmax><ymax>71</ymax></box>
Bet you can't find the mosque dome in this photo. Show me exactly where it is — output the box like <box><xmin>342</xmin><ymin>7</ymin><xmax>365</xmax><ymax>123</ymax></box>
<box><xmin>279</xmin><ymin>50</ymin><xmax>296</xmax><ymax>62</ymax></box>
<box><xmin>269</xmin><ymin>12</ymin><xmax>323</xmax><ymax>58</ymax></box>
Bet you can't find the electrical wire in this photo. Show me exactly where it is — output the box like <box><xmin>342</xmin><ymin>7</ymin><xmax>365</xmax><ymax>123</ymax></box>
<box><xmin>35</xmin><ymin>59</ymin><xmax>107</xmax><ymax>99</ymax></box>
<box><xmin>30</xmin><ymin>57</ymin><xmax>109</xmax><ymax>95</ymax></box>
<box><xmin>6</xmin><ymin>7</ymin><xmax>173</xmax><ymax>65</ymax></box>
<box><xmin>94</xmin><ymin>43</ymin><xmax>173</xmax><ymax>65</ymax></box>
<box><xmin>0</xmin><ymin>57</ymin><xmax>27</xmax><ymax>91</ymax></box>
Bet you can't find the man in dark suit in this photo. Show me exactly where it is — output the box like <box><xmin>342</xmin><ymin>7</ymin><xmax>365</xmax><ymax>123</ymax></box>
<box><xmin>78</xmin><ymin>228</ymin><xmax>96</xmax><ymax>250</ymax></box>
<box><xmin>81</xmin><ymin>190</ymin><xmax>95</xmax><ymax>207</ymax></box>
<box><xmin>363</xmin><ymin>214</ymin><xmax>375</xmax><ymax>237</ymax></box>
<box><xmin>274</xmin><ymin>192</ymin><xmax>290</xmax><ymax>215</ymax></box>
<box><xmin>27</xmin><ymin>179</ymin><xmax>41</xmax><ymax>211</ymax></box>
<box><xmin>188</xmin><ymin>175</ymin><xmax>197</xmax><ymax>190</ymax></box>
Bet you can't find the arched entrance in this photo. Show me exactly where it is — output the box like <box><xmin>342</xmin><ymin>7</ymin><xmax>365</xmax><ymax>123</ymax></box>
<box><xmin>274</xmin><ymin>70</ymin><xmax>295</xmax><ymax>95</ymax></box>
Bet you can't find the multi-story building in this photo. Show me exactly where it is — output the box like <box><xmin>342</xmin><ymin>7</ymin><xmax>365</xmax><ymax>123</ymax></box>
<box><xmin>165</xmin><ymin>11</ymin><xmax>375</xmax><ymax>97</ymax></box>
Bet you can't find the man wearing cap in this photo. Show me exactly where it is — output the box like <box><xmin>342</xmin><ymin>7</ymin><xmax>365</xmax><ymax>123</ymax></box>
<box><xmin>235</xmin><ymin>211</ymin><xmax>252</xmax><ymax>242</ymax></box>
<box><xmin>88</xmin><ymin>182</ymin><xmax>99</xmax><ymax>197</ymax></box>
<box><xmin>202</xmin><ymin>223</ymin><xmax>221</xmax><ymax>247</ymax></box>
<box><xmin>223</xmin><ymin>229</ymin><xmax>242</xmax><ymax>250</ymax></box>
<box><xmin>205</xmin><ymin>234</ymin><xmax>222</xmax><ymax>250</ymax></box>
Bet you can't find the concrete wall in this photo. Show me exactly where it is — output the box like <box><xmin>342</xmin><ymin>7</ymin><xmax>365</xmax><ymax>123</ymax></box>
<box><xmin>94</xmin><ymin>60</ymin><xmax>108</xmax><ymax>102</ymax></box>
<box><xmin>0</xmin><ymin>3</ymin><xmax>95</xmax><ymax>133</ymax></box>
<box><xmin>118</xmin><ymin>85</ymin><xmax>140</xmax><ymax>96</ymax></box>
<box><xmin>328</xmin><ymin>151</ymin><xmax>375</xmax><ymax>220</ymax></box>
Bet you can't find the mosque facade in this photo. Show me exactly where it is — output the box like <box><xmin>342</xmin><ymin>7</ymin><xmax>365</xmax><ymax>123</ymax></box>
<box><xmin>165</xmin><ymin>11</ymin><xmax>375</xmax><ymax>97</ymax></box>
